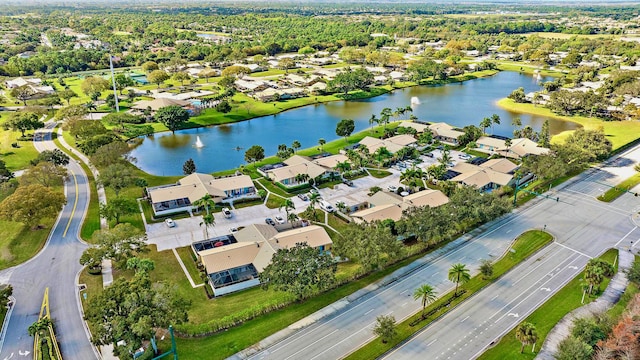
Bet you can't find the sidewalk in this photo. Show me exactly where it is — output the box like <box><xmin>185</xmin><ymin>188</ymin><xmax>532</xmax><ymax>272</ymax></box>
<box><xmin>536</xmin><ymin>249</ymin><xmax>634</xmax><ymax>360</ymax></box>
<box><xmin>56</xmin><ymin>127</ymin><xmax>119</xmax><ymax>360</ymax></box>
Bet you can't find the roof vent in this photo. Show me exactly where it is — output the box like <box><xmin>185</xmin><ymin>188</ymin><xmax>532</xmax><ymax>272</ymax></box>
<box><xmin>256</xmin><ymin>242</ymin><xmax>260</xmax><ymax>248</ymax></box>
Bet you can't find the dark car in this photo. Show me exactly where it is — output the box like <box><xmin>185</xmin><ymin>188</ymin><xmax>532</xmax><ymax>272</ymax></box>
<box><xmin>342</xmin><ymin>179</ymin><xmax>354</xmax><ymax>187</ymax></box>
<box><xmin>265</xmin><ymin>218</ymin><xmax>276</xmax><ymax>226</ymax></box>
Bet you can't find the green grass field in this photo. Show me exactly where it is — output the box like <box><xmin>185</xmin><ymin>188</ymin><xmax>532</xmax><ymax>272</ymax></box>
<box><xmin>479</xmin><ymin>248</ymin><xmax>618</xmax><ymax>360</ymax></box>
<box><xmin>346</xmin><ymin>230</ymin><xmax>553</xmax><ymax>360</ymax></box>
<box><xmin>0</xmin><ymin>217</ymin><xmax>55</xmax><ymax>270</ymax></box>
<box><xmin>0</xmin><ymin>115</ymin><xmax>40</xmax><ymax>171</ymax></box>
<box><xmin>497</xmin><ymin>98</ymin><xmax>640</xmax><ymax>151</ymax></box>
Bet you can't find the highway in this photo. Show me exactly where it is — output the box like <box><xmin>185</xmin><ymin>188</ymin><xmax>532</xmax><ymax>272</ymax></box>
<box><xmin>0</xmin><ymin>122</ymin><xmax>98</xmax><ymax>359</ymax></box>
<box><xmin>243</xmin><ymin>143</ymin><xmax>640</xmax><ymax>360</ymax></box>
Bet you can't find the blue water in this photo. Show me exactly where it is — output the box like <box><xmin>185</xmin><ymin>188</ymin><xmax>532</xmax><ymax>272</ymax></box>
<box><xmin>130</xmin><ymin>71</ymin><xmax>579</xmax><ymax>176</ymax></box>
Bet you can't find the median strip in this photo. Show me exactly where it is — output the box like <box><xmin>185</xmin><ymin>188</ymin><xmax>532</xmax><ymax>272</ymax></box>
<box><xmin>344</xmin><ymin>230</ymin><xmax>553</xmax><ymax>360</ymax></box>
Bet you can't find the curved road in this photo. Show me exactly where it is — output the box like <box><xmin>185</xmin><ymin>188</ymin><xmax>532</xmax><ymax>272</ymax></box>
<box><xmin>0</xmin><ymin>122</ymin><xmax>98</xmax><ymax>359</ymax></box>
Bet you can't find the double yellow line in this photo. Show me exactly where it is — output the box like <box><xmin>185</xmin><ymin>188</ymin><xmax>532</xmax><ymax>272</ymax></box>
<box><xmin>62</xmin><ymin>172</ymin><xmax>79</xmax><ymax>238</ymax></box>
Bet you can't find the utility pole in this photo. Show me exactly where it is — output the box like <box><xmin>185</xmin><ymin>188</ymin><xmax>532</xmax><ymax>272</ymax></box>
<box><xmin>109</xmin><ymin>54</ymin><xmax>120</xmax><ymax>113</ymax></box>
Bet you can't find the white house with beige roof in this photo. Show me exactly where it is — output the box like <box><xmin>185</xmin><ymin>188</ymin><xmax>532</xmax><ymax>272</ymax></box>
<box><xmin>358</xmin><ymin>135</ymin><xmax>417</xmax><ymax>155</ymax></box>
<box><xmin>195</xmin><ymin>224</ymin><xmax>333</xmax><ymax>296</ymax></box>
<box><xmin>474</xmin><ymin>137</ymin><xmax>550</xmax><ymax>159</ymax></box>
<box><xmin>265</xmin><ymin>154</ymin><xmax>348</xmax><ymax>188</ymax></box>
<box><xmin>429</xmin><ymin>122</ymin><xmax>465</xmax><ymax>146</ymax></box>
<box><xmin>450</xmin><ymin>160</ymin><xmax>516</xmax><ymax>192</ymax></box>
<box><xmin>147</xmin><ymin>173</ymin><xmax>256</xmax><ymax>216</ymax></box>
<box><xmin>351</xmin><ymin>189</ymin><xmax>449</xmax><ymax>224</ymax></box>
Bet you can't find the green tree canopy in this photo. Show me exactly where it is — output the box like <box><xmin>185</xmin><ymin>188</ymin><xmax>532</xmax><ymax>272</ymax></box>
<box><xmin>0</xmin><ymin>184</ymin><xmax>66</xmax><ymax>229</ymax></box>
<box><xmin>154</xmin><ymin>105</ymin><xmax>190</xmax><ymax>133</ymax></box>
<box><xmin>336</xmin><ymin>118</ymin><xmax>355</xmax><ymax>143</ymax></box>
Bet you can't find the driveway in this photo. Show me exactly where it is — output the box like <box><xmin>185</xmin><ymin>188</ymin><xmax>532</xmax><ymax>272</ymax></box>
<box><xmin>146</xmin><ymin>203</ymin><xmax>299</xmax><ymax>251</ymax></box>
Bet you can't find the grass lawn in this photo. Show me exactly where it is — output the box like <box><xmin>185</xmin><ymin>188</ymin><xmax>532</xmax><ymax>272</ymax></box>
<box><xmin>327</xmin><ymin>213</ymin><xmax>351</xmax><ymax>234</ymax></box>
<box><xmin>0</xmin><ymin>118</ymin><xmax>40</xmax><ymax>171</ymax></box>
<box><xmin>368</xmin><ymin>168</ymin><xmax>392</xmax><ymax>179</ymax></box>
<box><xmin>497</xmin><ymin>98</ymin><xmax>640</xmax><ymax>151</ymax></box>
<box><xmin>79</xmin><ymin>267</ymin><xmax>103</xmax><ymax>336</ymax></box>
<box><xmin>346</xmin><ymin>230</ymin><xmax>553</xmax><ymax>360</ymax></box>
<box><xmin>175</xmin><ymin>246</ymin><xmax>203</xmax><ymax>285</ymax></box>
<box><xmin>0</xmin><ymin>217</ymin><xmax>55</xmax><ymax>270</ymax></box>
<box><xmin>523</xmin><ymin>32</ymin><xmax>623</xmax><ymax>40</ymax></box>
<box><xmin>495</xmin><ymin>62</ymin><xmax>567</xmax><ymax>77</ymax></box>
<box><xmin>478</xmin><ymin>248</ymin><xmax>618</xmax><ymax>360</ymax></box>
<box><xmin>597</xmin><ymin>172</ymin><xmax>640</xmax><ymax>202</ymax></box>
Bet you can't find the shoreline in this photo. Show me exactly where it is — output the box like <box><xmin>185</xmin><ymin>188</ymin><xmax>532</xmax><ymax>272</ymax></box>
<box><xmin>496</xmin><ymin>98</ymin><xmax>640</xmax><ymax>151</ymax></box>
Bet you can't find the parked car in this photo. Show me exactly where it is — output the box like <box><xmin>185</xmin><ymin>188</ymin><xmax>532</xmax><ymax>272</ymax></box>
<box><xmin>319</xmin><ymin>200</ymin><xmax>335</xmax><ymax>213</ymax></box>
<box><xmin>265</xmin><ymin>218</ymin><xmax>276</xmax><ymax>226</ymax></box>
<box><xmin>275</xmin><ymin>215</ymin><xmax>286</xmax><ymax>224</ymax></box>
<box><xmin>229</xmin><ymin>227</ymin><xmax>239</xmax><ymax>233</ymax></box>
<box><xmin>297</xmin><ymin>193</ymin><xmax>308</xmax><ymax>201</ymax></box>
<box><xmin>458</xmin><ymin>153</ymin><xmax>472</xmax><ymax>160</ymax></box>
<box><xmin>424</xmin><ymin>152</ymin><xmax>434</xmax><ymax>158</ymax></box>
<box><xmin>342</xmin><ymin>179</ymin><xmax>354</xmax><ymax>187</ymax></box>
<box><xmin>309</xmin><ymin>189</ymin><xmax>319</xmax><ymax>195</ymax></box>
<box><xmin>222</xmin><ymin>207</ymin><xmax>232</xmax><ymax>218</ymax></box>
<box><xmin>387</xmin><ymin>185</ymin><xmax>398</xmax><ymax>192</ymax></box>
<box><xmin>164</xmin><ymin>218</ymin><xmax>176</xmax><ymax>228</ymax></box>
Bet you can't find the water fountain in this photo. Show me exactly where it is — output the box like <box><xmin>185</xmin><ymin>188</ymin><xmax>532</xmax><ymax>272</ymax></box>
<box><xmin>410</xmin><ymin>96</ymin><xmax>421</xmax><ymax>105</ymax></box>
<box><xmin>194</xmin><ymin>136</ymin><xmax>204</xmax><ymax>148</ymax></box>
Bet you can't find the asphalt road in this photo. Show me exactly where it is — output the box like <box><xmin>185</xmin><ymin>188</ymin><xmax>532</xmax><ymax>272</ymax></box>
<box><xmin>0</xmin><ymin>123</ymin><xmax>98</xmax><ymax>359</ymax></box>
<box><xmin>244</xmin><ymin>143</ymin><xmax>640</xmax><ymax>360</ymax></box>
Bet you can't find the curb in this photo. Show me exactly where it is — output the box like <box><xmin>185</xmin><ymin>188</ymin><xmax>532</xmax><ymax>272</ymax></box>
<box><xmin>0</xmin><ymin>296</ymin><xmax>16</xmax><ymax>354</ymax></box>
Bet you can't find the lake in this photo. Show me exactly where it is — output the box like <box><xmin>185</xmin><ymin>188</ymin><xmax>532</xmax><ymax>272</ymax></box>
<box><xmin>130</xmin><ymin>71</ymin><xmax>579</xmax><ymax>176</ymax></box>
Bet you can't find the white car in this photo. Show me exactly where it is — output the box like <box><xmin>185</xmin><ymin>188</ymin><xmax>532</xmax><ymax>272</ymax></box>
<box><xmin>164</xmin><ymin>218</ymin><xmax>176</xmax><ymax>228</ymax></box>
<box><xmin>319</xmin><ymin>200</ymin><xmax>335</xmax><ymax>213</ymax></box>
<box><xmin>274</xmin><ymin>215</ymin><xmax>286</xmax><ymax>224</ymax></box>
<box><xmin>222</xmin><ymin>207</ymin><xmax>232</xmax><ymax>218</ymax></box>
<box><xmin>229</xmin><ymin>227</ymin><xmax>239</xmax><ymax>233</ymax></box>
<box><xmin>458</xmin><ymin>153</ymin><xmax>472</xmax><ymax>160</ymax></box>
<box><xmin>387</xmin><ymin>185</ymin><xmax>398</xmax><ymax>192</ymax></box>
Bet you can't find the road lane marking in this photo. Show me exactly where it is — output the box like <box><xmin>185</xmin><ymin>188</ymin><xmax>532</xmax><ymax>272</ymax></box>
<box><xmin>364</xmin><ymin>309</ymin><xmax>374</xmax><ymax>315</ymax></box>
<box><xmin>431</xmin><ymin>271</ymin><xmax>439</xmax><ymax>277</ymax></box>
<box><xmin>62</xmin><ymin>172</ymin><xmax>79</xmax><ymax>237</ymax></box>
<box><xmin>400</xmin><ymin>289</ymin><xmax>409</xmax><ymax>294</ymax></box>
<box><xmin>512</xmin><ymin>244</ymin><xmax>569</xmax><ymax>286</ymax></box>
<box><xmin>554</xmin><ymin>242</ymin><xmax>592</xmax><ymax>259</ymax></box>
<box><xmin>614</xmin><ymin>227</ymin><xmax>637</xmax><ymax>248</ymax></box>
<box><xmin>401</xmin><ymin>302</ymin><xmax>408</xmax><ymax>307</ymax></box>
<box><xmin>427</xmin><ymin>339</ymin><xmax>438</xmax><ymax>346</ymax></box>
<box><xmin>461</xmin><ymin>316</ymin><xmax>469</xmax><ymax>323</ymax></box>
<box><xmin>282</xmin><ymin>329</ymin><xmax>339</xmax><ymax>360</ymax></box>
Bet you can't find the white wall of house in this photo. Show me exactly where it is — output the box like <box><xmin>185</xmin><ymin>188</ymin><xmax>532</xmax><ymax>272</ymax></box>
<box><xmin>212</xmin><ymin>278</ymin><xmax>261</xmax><ymax>297</ymax></box>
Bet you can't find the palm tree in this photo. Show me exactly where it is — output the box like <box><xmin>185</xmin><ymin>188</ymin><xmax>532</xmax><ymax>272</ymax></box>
<box><xmin>200</xmin><ymin>213</ymin><xmax>215</xmax><ymax>239</ymax></box>
<box><xmin>491</xmin><ymin>114</ymin><xmax>501</xmax><ymax>135</ymax></box>
<box><xmin>511</xmin><ymin>116</ymin><xmax>522</xmax><ymax>130</ymax></box>
<box><xmin>380</xmin><ymin>107</ymin><xmax>393</xmax><ymax>130</ymax></box>
<box><xmin>308</xmin><ymin>192</ymin><xmax>321</xmax><ymax>211</ymax></box>
<box><xmin>448</xmin><ymin>263</ymin><xmax>471</xmax><ymax>295</ymax></box>
<box><xmin>368</xmin><ymin>114</ymin><xmax>378</xmax><ymax>133</ymax></box>
<box><xmin>336</xmin><ymin>161</ymin><xmax>351</xmax><ymax>174</ymax></box>
<box><xmin>28</xmin><ymin>318</ymin><xmax>52</xmax><ymax>337</ymax></box>
<box><xmin>515</xmin><ymin>322</ymin><xmax>538</xmax><ymax>353</ymax></box>
<box><xmin>292</xmin><ymin>140</ymin><xmax>301</xmax><ymax>154</ymax></box>
<box><xmin>438</xmin><ymin>148</ymin><xmax>452</xmax><ymax>167</ymax></box>
<box><xmin>335</xmin><ymin>201</ymin><xmax>347</xmax><ymax>214</ymax></box>
<box><xmin>287</xmin><ymin>211</ymin><xmax>298</xmax><ymax>225</ymax></box>
<box><xmin>279</xmin><ymin>198</ymin><xmax>296</xmax><ymax>223</ymax></box>
<box><xmin>318</xmin><ymin>138</ymin><xmax>326</xmax><ymax>151</ymax></box>
<box><xmin>479</xmin><ymin>117</ymin><xmax>492</xmax><ymax>135</ymax></box>
<box><xmin>193</xmin><ymin>194</ymin><xmax>216</xmax><ymax>215</ymax></box>
<box><xmin>85</xmin><ymin>101</ymin><xmax>97</xmax><ymax>120</ymax></box>
<box><xmin>413</xmin><ymin>284</ymin><xmax>437</xmax><ymax>318</ymax></box>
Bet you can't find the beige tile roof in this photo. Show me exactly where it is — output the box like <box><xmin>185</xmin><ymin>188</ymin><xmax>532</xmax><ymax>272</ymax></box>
<box><xmin>476</xmin><ymin>136</ymin><xmax>506</xmax><ymax>149</ymax></box>
<box><xmin>199</xmin><ymin>242</ymin><xmax>265</xmax><ymax>273</ymax></box>
<box><xmin>284</xmin><ymin>155</ymin><xmax>312</xmax><ymax>166</ymax></box>
<box><xmin>387</xmin><ymin>134</ymin><xmax>417</xmax><ymax>147</ymax></box>
<box><xmin>266</xmin><ymin>162</ymin><xmax>327</xmax><ymax>183</ymax></box>
<box><xmin>506</xmin><ymin>138</ymin><xmax>550</xmax><ymax>157</ymax></box>
<box><xmin>199</xmin><ymin>225</ymin><xmax>333</xmax><ymax>274</ymax></box>
<box><xmin>311</xmin><ymin>154</ymin><xmax>349</xmax><ymax>169</ymax></box>
<box><xmin>429</xmin><ymin>122</ymin><xmax>464</xmax><ymax>141</ymax></box>
<box><xmin>480</xmin><ymin>158</ymin><xmax>519</xmax><ymax>174</ymax></box>
<box><xmin>398</xmin><ymin>121</ymin><xmax>429</xmax><ymax>133</ymax></box>
<box><xmin>148</xmin><ymin>173</ymin><xmax>254</xmax><ymax>204</ymax></box>
<box><xmin>452</xmin><ymin>169</ymin><xmax>513</xmax><ymax>188</ymax></box>
<box><xmin>368</xmin><ymin>191</ymin><xmax>403</xmax><ymax>207</ymax></box>
<box><xmin>234</xmin><ymin>224</ymin><xmax>279</xmax><ymax>244</ymax></box>
<box><xmin>359</xmin><ymin>136</ymin><xmax>406</xmax><ymax>154</ymax></box>
<box><xmin>402</xmin><ymin>189</ymin><xmax>449</xmax><ymax>209</ymax></box>
<box><xmin>351</xmin><ymin>204</ymin><xmax>403</xmax><ymax>223</ymax></box>
<box><xmin>268</xmin><ymin>225</ymin><xmax>332</xmax><ymax>250</ymax></box>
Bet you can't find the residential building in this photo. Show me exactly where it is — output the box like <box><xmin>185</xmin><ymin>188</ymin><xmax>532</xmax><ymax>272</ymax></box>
<box><xmin>397</xmin><ymin>121</ymin><xmax>430</xmax><ymax>133</ymax></box>
<box><xmin>351</xmin><ymin>189</ymin><xmax>448</xmax><ymax>223</ymax></box>
<box><xmin>195</xmin><ymin>224</ymin><xmax>332</xmax><ymax>296</ymax></box>
<box><xmin>358</xmin><ymin>135</ymin><xmax>417</xmax><ymax>154</ymax></box>
<box><xmin>264</xmin><ymin>154</ymin><xmax>348</xmax><ymax>188</ymax></box>
<box><xmin>428</xmin><ymin>122</ymin><xmax>465</xmax><ymax>146</ymax></box>
<box><xmin>147</xmin><ymin>173</ymin><xmax>256</xmax><ymax>216</ymax></box>
<box><xmin>450</xmin><ymin>160</ymin><xmax>517</xmax><ymax>192</ymax></box>
<box><xmin>4</xmin><ymin>77</ymin><xmax>54</xmax><ymax>95</ymax></box>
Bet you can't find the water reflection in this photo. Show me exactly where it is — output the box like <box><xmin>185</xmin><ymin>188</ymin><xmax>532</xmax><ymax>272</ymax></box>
<box><xmin>131</xmin><ymin>71</ymin><xmax>580</xmax><ymax>175</ymax></box>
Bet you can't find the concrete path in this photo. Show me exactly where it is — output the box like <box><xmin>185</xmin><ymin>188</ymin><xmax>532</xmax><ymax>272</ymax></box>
<box><xmin>536</xmin><ymin>249</ymin><xmax>634</xmax><ymax>360</ymax></box>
